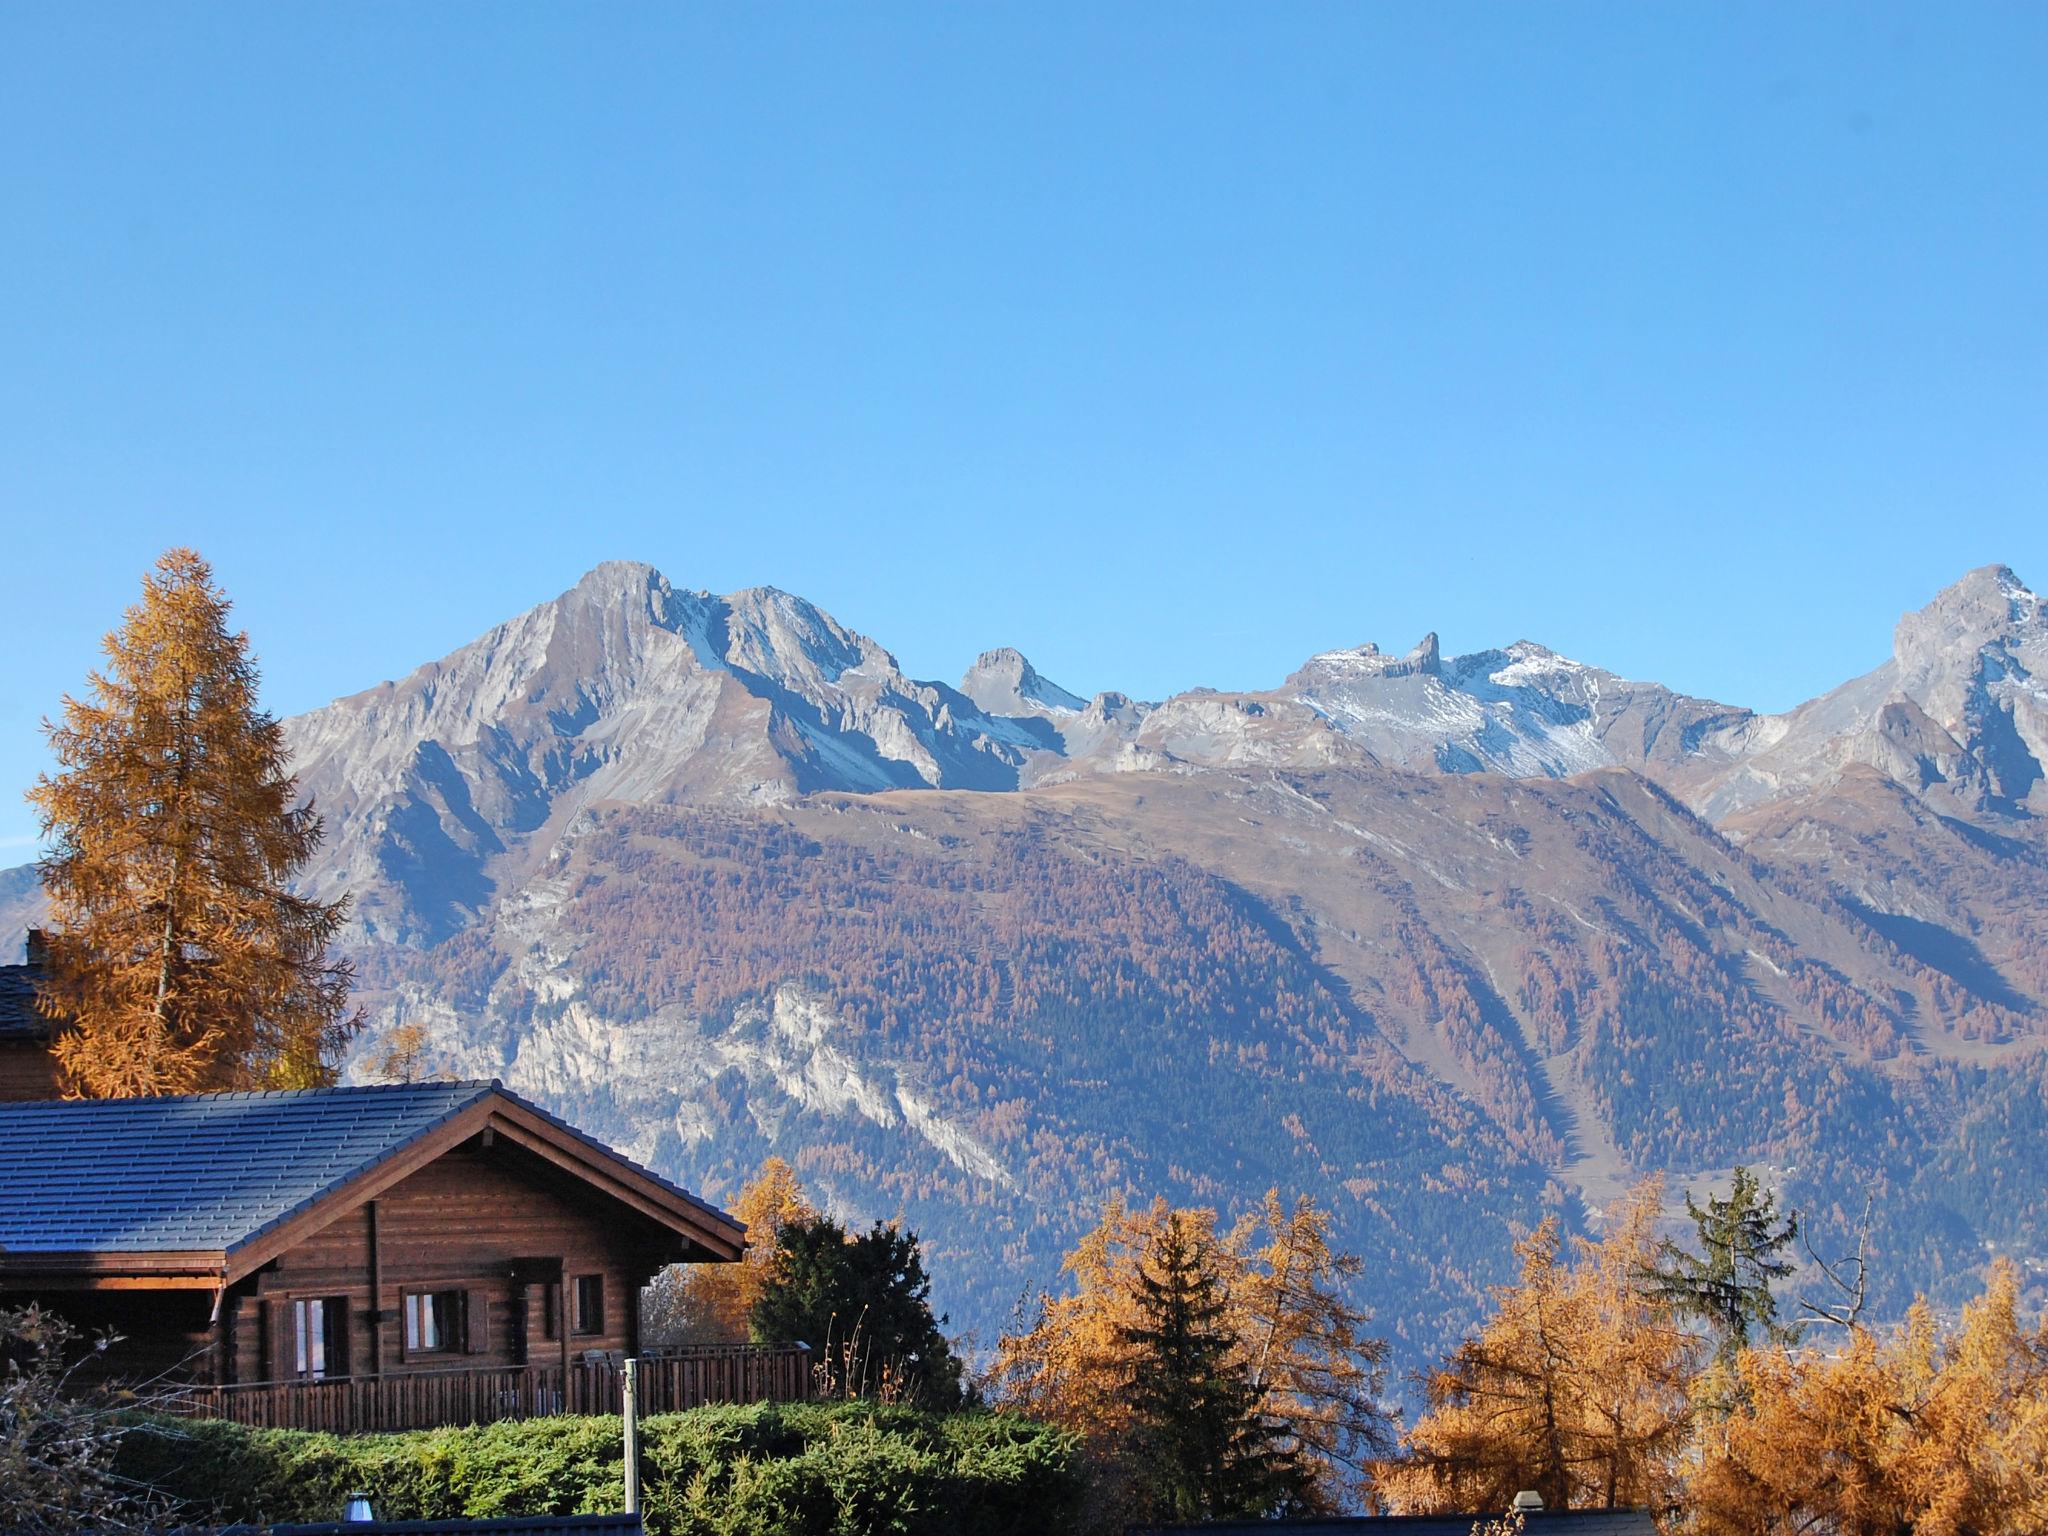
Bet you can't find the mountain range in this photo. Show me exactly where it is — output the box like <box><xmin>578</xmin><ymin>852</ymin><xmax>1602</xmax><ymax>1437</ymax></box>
<box><xmin>7</xmin><ymin>560</ymin><xmax>2047</xmax><ymax>1358</ymax></box>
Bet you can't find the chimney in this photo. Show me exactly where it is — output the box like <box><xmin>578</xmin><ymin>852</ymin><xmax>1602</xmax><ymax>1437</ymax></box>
<box><xmin>24</xmin><ymin>929</ymin><xmax>48</xmax><ymax>968</ymax></box>
<box><xmin>343</xmin><ymin>1492</ymin><xmax>376</xmax><ymax>1522</ymax></box>
<box><xmin>1512</xmin><ymin>1490</ymin><xmax>1545</xmax><ymax>1513</ymax></box>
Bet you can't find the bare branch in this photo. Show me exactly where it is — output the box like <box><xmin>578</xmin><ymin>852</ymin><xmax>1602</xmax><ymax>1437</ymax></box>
<box><xmin>1796</xmin><ymin>1195</ymin><xmax>1873</xmax><ymax>1334</ymax></box>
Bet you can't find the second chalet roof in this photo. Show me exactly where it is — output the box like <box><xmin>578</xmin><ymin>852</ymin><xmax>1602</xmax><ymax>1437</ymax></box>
<box><xmin>0</xmin><ymin>1079</ymin><xmax>738</xmax><ymax>1260</ymax></box>
<box><xmin>0</xmin><ymin>960</ymin><xmax>47</xmax><ymax>1042</ymax></box>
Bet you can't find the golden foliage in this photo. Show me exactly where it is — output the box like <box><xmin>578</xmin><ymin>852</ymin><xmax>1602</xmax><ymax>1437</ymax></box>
<box><xmin>644</xmin><ymin>1157</ymin><xmax>820</xmax><ymax>1348</ymax></box>
<box><xmin>1378</xmin><ymin>1180</ymin><xmax>1698</xmax><ymax>1515</ymax></box>
<box><xmin>28</xmin><ymin>549</ymin><xmax>357</xmax><ymax>1096</ymax></box>
<box><xmin>990</xmin><ymin>1188</ymin><xmax>1391</xmax><ymax>1511</ymax></box>
<box><xmin>990</xmin><ymin>1194</ymin><xmax>1173</xmax><ymax>1453</ymax></box>
<box><xmin>1693</xmin><ymin>1258</ymin><xmax>2048</xmax><ymax>1536</ymax></box>
<box><xmin>364</xmin><ymin>1021</ymin><xmax>434</xmax><ymax>1084</ymax></box>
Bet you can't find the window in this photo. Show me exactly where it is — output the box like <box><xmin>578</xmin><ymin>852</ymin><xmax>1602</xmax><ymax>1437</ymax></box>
<box><xmin>404</xmin><ymin>1290</ymin><xmax>465</xmax><ymax>1354</ymax></box>
<box><xmin>541</xmin><ymin>1281</ymin><xmax>560</xmax><ymax>1341</ymax></box>
<box><xmin>573</xmin><ymin>1274</ymin><xmax>604</xmax><ymax>1336</ymax></box>
<box><xmin>292</xmin><ymin>1297</ymin><xmax>345</xmax><ymax>1380</ymax></box>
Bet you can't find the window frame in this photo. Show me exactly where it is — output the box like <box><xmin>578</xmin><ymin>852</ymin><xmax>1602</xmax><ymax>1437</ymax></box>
<box><xmin>403</xmin><ymin>1288</ymin><xmax>467</xmax><ymax>1356</ymax></box>
<box><xmin>572</xmin><ymin>1273</ymin><xmax>604</xmax><ymax>1337</ymax></box>
<box><xmin>290</xmin><ymin>1295</ymin><xmax>346</xmax><ymax>1381</ymax></box>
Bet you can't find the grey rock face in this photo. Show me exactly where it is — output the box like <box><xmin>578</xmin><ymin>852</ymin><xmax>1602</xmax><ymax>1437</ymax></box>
<box><xmin>1051</xmin><ymin>636</ymin><xmax>1747</xmax><ymax>784</ymax></box>
<box><xmin>958</xmin><ymin>647</ymin><xmax>1087</xmax><ymax>717</ymax></box>
<box><xmin>270</xmin><ymin>559</ymin><xmax>2046</xmax><ymax>946</ymax></box>
<box><xmin>1690</xmin><ymin>566</ymin><xmax>2048</xmax><ymax>821</ymax></box>
<box><xmin>285</xmin><ymin>562</ymin><xmax>1052</xmax><ymax>943</ymax></box>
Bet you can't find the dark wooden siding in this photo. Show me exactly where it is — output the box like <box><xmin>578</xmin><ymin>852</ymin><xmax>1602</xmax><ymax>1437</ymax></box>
<box><xmin>0</xmin><ymin>1041</ymin><xmax>61</xmax><ymax>1102</ymax></box>
<box><xmin>224</xmin><ymin>1136</ymin><xmax>673</xmax><ymax>1384</ymax></box>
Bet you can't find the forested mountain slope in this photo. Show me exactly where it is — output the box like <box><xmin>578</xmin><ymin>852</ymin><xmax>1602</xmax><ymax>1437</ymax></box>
<box><xmin>350</xmin><ymin>756</ymin><xmax>2047</xmax><ymax>1352</ymax></box>
<box><xmin>6</xmin><ymin>560</ymin><xmax>2045</xmax><ymax>1357</ymax></box>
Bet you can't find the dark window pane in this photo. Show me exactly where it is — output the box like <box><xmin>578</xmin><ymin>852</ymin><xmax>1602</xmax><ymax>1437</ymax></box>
<box><xmin>406</xmin><ymin>1291</ymin><xmax>460</xmax><ymax>1352</ymax></box>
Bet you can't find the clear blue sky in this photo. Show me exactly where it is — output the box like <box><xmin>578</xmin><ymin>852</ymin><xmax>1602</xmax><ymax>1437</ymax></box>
<box><xmin>2</xmin><ymin>4</ymin><xmax>2044</xmax><ymax>852</ymax></box>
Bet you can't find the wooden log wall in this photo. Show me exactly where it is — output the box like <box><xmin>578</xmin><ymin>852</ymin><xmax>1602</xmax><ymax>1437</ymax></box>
<box><xmin>224</xmin><ymin>1139</ymin><xmax>668</xmax><ymax>1385</ymax></box>
<box><xmin>0</xmin><ymin>1040</ymin><xmax>62</xmax><ymax>1102</ymax></box>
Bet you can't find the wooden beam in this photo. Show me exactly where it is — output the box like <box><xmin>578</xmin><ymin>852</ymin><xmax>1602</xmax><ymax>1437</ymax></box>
<box><xmin>368</xmin><ymin>1199</ymin><xmax>384</xmax><ymax>1378</ymax></box>
<box><xmin>0</xmin><ymin>1273</ymin><xmax>223</xmax><ymax>1291</ymax></box>
<box><xmin>560</xmin><ymin>1281</ymin><xmax>571</xmax><ymax>1386</ymax></box>
<box><xmin>0</xmin><ymin>1250</ymin><xmax>226</xmax><ymax>1284</ymax></box>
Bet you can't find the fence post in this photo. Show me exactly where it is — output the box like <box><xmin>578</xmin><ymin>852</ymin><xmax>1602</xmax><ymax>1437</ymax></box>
<box><xmin>622</xmin><ymin>1357</ymin><xmax>640</xmax><ymax>1517</ymax></box>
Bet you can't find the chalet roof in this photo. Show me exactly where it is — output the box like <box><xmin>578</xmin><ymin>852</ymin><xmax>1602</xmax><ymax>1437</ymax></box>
<box><xmin>0</xmin><ymin>1080</ymin><xmax>743</xmax><ymax>1278</ymax></box>
<box><xmin>0</xmin><ymin>961</ymin><xmax>47</xmax><ymax>1043</ymax></box>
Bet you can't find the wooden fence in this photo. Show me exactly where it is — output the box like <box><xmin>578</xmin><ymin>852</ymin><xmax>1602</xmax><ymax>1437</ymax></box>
<box><xmin>166</xmin><ymin>1343</ymin><xmax>814</xmax><ymax>1435</ymax></box>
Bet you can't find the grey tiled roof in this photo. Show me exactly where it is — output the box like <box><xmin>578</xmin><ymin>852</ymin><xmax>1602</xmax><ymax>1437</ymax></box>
<box><xmin>0</xmin><ymin>963</ymin><xmax>48</xmax><ymax>1043</ymax></box>
<box><xmin>0</xmin><ymin>1081</ymin><xmax>495</xmax><ymax>1255</ymax></box>
<box><xmin>0</xmin><ymin>1079</ymin><xmax>740</xmax><ymax>1262</ymax></box>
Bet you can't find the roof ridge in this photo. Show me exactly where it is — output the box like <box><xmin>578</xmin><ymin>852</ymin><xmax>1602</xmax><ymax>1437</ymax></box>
<box><xmin>0</xmin><ymin>1078</ymin><xmax>502</xmax><ymax>1110</ymax></box>
<box><xmin>487</xmin><ymin>1083</ymin><xmax>745</xmax><ymax>1234</ymax></box>
<box><xmin>225</xmin><ymin>1082</ymin><xmax>502</xmax><ymax>1254</ymax></box>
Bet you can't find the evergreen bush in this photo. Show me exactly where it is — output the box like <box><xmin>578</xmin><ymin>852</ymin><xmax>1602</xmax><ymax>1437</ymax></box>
<box><xmin>115</xmin><ymin>1402</ymin><xmax>1083</xmax><ymax>1536</ymax></box>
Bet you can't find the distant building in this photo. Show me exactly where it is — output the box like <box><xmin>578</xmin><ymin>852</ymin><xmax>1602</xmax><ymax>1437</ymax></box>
<box><xmin>0</xmin><ymin>929</ymin><xmax>63</xmax><ymax>1102</ymax></box>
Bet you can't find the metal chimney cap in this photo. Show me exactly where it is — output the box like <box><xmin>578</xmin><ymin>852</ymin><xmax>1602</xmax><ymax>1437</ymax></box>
<box><xmin>1512</xmin><ymin>1490</ymin><xmax>1545</xmax><ymax>1512</ymax></box>
<box><xmin>343</xmin><ymin>1492</ymin><xmax>376</xmax><ymax>1522</ymax></box>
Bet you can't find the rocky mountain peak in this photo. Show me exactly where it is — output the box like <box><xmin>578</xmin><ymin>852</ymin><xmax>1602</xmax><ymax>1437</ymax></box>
<box><xmin>1885</xmin><ymin>564</ymin><xmax>2047</xmax><ymax>810</ymax></box>
<box><xmin>569</xmin><ymin>556</ymin><xmax>666</xmax><ymax>597</ymax></box>
<box><xmin>721</xmin><ymin>585</ymin><xmax>881</xmax><ymax>689</ymax></box>
<box><xmin>958</xmin><ymin>647</ymin><xmax>1086</xmax><ymax>717</ymax></box>
<box><xmin>1894</xmin><ymin>565</ymin><xmax>2044</xmax><ymax>675</ymax></box>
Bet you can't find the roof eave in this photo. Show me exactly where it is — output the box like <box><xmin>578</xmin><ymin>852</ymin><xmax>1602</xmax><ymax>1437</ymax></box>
<box><xmin>0</xmin><ymin>1249</ymin><xmax>228</xmax><ymax>1289</ymax></box>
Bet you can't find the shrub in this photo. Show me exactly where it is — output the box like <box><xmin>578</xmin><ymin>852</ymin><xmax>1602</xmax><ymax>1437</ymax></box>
<box><xmin>115</xmin><ymin>1402</ymin><xmax>1084</xmax><ymax>1535</ymax></box>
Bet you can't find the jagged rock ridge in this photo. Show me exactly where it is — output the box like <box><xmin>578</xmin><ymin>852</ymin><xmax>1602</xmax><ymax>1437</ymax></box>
<box><xmin>7</xmin><ymin>558</ymin><xmax>2047</xmax><ymax>1360</ymax></box>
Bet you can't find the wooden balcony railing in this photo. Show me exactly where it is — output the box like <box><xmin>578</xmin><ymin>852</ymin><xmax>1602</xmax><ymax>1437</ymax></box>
<box><xmin>164</xmin><ymin>1343</ymin><xmax>814</xmax><ymax>1435</ymax></box>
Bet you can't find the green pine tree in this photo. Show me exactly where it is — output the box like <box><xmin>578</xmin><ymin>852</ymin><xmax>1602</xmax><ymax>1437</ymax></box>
<box><xmin>1635</xmin><ymin>1167</ymin><xmax>1800</xmax><ymax>1367</ymax></box>
<box><xmin>750</xmin><ymin>1216</ymin><xmax>964</xmax><ymax>1408</ymax></box>
<box><xmin>1120</xmin><ymin>1211</ymin><xmax>1300</xmax><ymax>1521</ymax></box>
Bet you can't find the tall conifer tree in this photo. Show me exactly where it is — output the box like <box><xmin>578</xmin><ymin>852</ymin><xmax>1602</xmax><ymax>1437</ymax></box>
<box><xmin>28</xmin><ymin>548</ymin><xmax>357</xmax><ymax>1096</ymax></box>
<box><xmin>1121</xmin><ymin>1211</ymin><xmax>1300</xmax><ymax>1520</ymax></box>
<box><xmin>1636</xmin><ymin>1167</ymin><xmax>1800</xmax><ymax>1368</ymax></box>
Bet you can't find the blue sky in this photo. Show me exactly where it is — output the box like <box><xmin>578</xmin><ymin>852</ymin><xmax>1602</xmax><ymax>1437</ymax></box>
<box><xmin>2</xmin><ymin>4</ymin><xmax>2044</xmax><ymax>852</ymax></box>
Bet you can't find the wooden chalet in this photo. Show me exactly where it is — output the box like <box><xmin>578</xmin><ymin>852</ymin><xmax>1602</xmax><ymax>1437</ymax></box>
<box><xmin>0</xmin><ymin>931</ymin><xmax>62</xmax><ymax>1102</ymax></box>
<box><xmin>0</xmin><ymin>1080</ymin><xmax>811</xmax><ymax>1431</ymax></box>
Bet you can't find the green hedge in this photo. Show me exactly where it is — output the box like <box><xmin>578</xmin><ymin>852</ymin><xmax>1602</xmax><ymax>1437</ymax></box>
<box><xmin>116</xmin><ymin>1402</ymin><xmax>1085</xmax><ymax>1536</ymax></box>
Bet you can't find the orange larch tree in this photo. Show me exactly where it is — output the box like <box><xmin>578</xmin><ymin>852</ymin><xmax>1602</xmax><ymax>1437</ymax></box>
<box><xmin>1693</xmin><ymin>1259</ymin><xmax>2048</xmax><ymax>1536</ymax></box>
<box><xmin>28</xmin><ymin>548</ymin><xmax>356</xmax><ymax>1096</ymax></box>
<box><xmin>990</xmin><ymin>1189</ymin><xmax>1391</xmax><ymax>1513</ymax></box>
<box><xmin>644</xmin><ymin>1156</ymin><xmax>819</xmax><ymax>1347</ymax></box>
<box><xmin>1378</xmin><ymin>1180</ymin><xmax>1698</xmax><ymax>1515</ymax></box>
